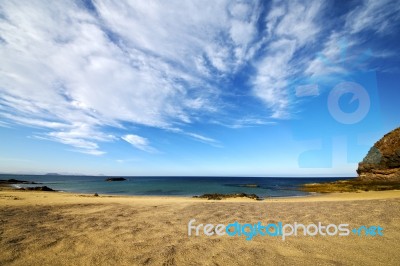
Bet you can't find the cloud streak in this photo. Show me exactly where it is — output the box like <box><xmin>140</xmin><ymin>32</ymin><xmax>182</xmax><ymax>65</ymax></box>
<box><xmin>122</xmin><ymin>134</ymin><xmax>157</xmax><ymax>153</ymax></box>
<box><xmin>0</xmin><ymin>0</ymin><xmax>398</xmax><ymax>155</ymax></box>
<box><xmin>251</xmin><ymin>0</ymin><xmax>324</xmax><ymax>118</ymax></box>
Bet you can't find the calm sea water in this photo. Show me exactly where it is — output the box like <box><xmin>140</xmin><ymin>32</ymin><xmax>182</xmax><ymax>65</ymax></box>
<box><xmin>0</xmin><ymin>174</ymin><xmax>352</xmax><ymax>198</ymax></box>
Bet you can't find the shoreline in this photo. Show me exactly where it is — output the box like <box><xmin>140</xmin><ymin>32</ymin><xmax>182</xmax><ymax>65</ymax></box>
<box><xmin>5</xmin><ymin>178</ymin><xmax>400</xmax><ymax>202</ymax></box>
<box><xmin>1</xmin><ymin>184</ymin><xmax>400</xmax><ymax>204</ymax></box>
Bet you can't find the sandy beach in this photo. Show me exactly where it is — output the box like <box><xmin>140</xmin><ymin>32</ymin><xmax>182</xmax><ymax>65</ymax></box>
<box><xmin>1</xmin><ymin>188</ymin><xmax>400</xmax><ymax>265</ymax></box>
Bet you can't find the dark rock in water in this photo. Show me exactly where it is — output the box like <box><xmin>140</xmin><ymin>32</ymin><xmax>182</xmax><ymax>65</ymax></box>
<box><xmin>0</xmin><ymin>179</ymin><xmax>38</xmax><ymax>184</ymax></box>
<box><xmin>357</xmin><ymin>127</ymin><xmax>400</xmax><ymax>181</ymax></box>
<box><xmin>94</xmin><ymin>193</ymin><xmax>99</xmax><ymax>197</ymax></box>
<box><xmin>105</xmin><ymin>177</ymin><xmax>127</xmax><ymax>182</ymax></box>
<box><xmin>193</xmin><ymin>193</ymin><xmax>262</xmax><ymax>200</ymax></box>
<box><xmin>20</xmin><ymin>186</ymin><xmax>56</xmax><ymax>191</ymax></box>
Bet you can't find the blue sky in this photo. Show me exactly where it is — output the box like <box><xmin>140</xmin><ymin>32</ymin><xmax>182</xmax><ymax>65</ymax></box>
<box><xmin>0</xmin><ymin>0</ymin><xmax>399</xmax><ymax>176</ymax></box>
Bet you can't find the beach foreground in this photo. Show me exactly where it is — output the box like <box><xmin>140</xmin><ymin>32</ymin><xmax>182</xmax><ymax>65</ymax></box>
<box><xmin>1</xmin><ymin>189</ymin><xmax>400</xmax><ymax>265</ymax></box>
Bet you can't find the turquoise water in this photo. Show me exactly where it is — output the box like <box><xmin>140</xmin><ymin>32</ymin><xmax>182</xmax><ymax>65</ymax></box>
<box><xmin>0</xmin><ymin>175</ymin><xmax>352</xmax><ymax>198</ymax></box>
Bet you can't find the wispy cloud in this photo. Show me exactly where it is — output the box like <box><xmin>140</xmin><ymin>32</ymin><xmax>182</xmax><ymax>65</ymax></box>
<box><xmin>252</xmin><ymin>0</ymin><xmax>400</xmax><ymax>118</ymax></box>
<box><xmin>346</xmin><ymin>0</ymin><xmax>400</xmax><ymax>35</ymax></box>
<box><xmin>185</xmin><ymin>132</ymin><xmax>222</xmax><ymax>148</ymax></box>
<box><xmin>0</xmin><ymin>121</ymin><xmax>11</xmax><ymax>128</ymax></box>
<box><xmin>0</xmin><ymin>0</ymin><xmax>398</xmax><ymax>155</ymax></box>
<box><xmin>213</xmin><ymin>117</ymin><xmax>277</xmax><ymax>129</ymax></box>
<box><xmin>306</xmin><ymin>0</ymin><xmax>400</xmax><ymax>78</ymax></box>
<box><xmin>166</xmin><ymin>127</ymin><xmax>221</xmax><ymax>147</ymax></box>
<box><xmin>251</xmin><ymin>0</ymin><xmax>324</xmax><ymax>118</ymax></box>
<box><xmin>0</xmin><ymin>0</ymin><xmax>231</xmax><ymax>153</ymax></box>
<box><xmin>121</xmin><ymin>134</ymin><xmax>158</xmax><ymax>153</ymax></box>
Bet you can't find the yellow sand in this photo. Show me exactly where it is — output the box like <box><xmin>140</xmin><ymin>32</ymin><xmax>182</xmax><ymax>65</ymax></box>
<box><xmin>1</xmin><ymin>189</ymin><xmax>400</xmax><ymax>265</ymax></box>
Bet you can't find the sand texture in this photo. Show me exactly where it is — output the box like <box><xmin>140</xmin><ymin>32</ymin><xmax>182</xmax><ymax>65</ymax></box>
<box><xmin>1</xmin><ymin>189</ymin><xmax>400</xmax><ymax>265</ymax></box>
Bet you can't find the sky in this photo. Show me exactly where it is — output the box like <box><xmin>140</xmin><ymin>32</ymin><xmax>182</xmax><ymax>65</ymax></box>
<box><xmin>0</xmin><ymin>0</ymin><xmax>399</xmax><ymax>176</ymax></box>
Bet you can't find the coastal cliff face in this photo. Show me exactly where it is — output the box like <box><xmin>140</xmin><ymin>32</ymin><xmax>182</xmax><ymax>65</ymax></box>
<box><xmin>357</xmin><ymin>127</ymin><xmax>400</xmax><ymax>181</ymax></box>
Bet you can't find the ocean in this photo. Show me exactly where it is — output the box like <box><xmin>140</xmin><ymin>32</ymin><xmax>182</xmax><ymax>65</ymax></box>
<box><xmin>0</xmin><ymin>174</ymin><xmax>352</xmax><ymax>198</ymax></box>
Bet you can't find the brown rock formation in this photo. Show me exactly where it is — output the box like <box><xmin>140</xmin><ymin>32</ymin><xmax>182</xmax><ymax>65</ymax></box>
<box><xmin>357</xmin><ymin>127</ymin><xmax>400</xmax><ymax>181</ymax></box>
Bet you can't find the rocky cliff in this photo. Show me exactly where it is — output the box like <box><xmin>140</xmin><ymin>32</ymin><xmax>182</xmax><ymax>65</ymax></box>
<box><xmin>357</xmin><ymin>127</ymin><xmax>400</xmax><ymax>181</ymax></box>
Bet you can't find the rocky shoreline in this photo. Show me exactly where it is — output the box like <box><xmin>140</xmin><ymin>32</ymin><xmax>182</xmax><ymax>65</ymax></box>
<box><xmin>303</xmin><ymin>127</ymin><xmax>400</xmax><ymax>193</ymax></box>
<box><xmin>0</xmin><ymin>179</ymin><xmax>57</xmax><ymax>192</ymax></box>
<box><xmin>357</xmin><ymin>127</ymin><xmax>400</xmax><ymax>181</ymax></box>
<box><xmin>0</xmin><ymin>179</ymin><xmax>38</xmax><ymax>185</ymax></box>
<box><xmin>302</xmin><ymin>179</ymin><xmax>400</xmax><ymax>193</ymax></box>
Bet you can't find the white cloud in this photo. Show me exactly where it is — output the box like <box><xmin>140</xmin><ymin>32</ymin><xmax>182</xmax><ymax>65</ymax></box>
<box><xmin>0</xmin><ymin>0</ymin><xmax>266</xmax><ymax>154</ymax></box>
<box><xmin>274</xmin><ymin>1</ymin><xmax>322</xmax><ymax>46</ymax></box>
<box><xmin>122</xmin><ymin>134</ymin><xmax>157</xmax><ymax>153</ymax></box>
<box><xmin>0</xmin><ymin>0</ymin><xmax>398</xmax><ymax>155</ymax></box>
<box><xmin>346</xmin><ymin>0</ymin><xmax>400</xmax><ymax>35</ymax></box>
<box><xmin>251</xmin><ymin>0</ymin><xmax>324</xmax><ymax>118</ymax></box>
<box><xmin>253</xmin><ymin>0</ymin><xmax>400</xmax><ymax>118</ymax></box>
<box><xmin>214</xmin><ymin>117</ymin><xmax>277</xmax><ymax>129</ymax></box>
<box><xmin>166</xmin><ymin>127</ymin><xmax>220</xmax><ymax>147</ymax></box>
<box><xmin>306</xmin><ymin>0</ymin><xmax>400</xmax><ymax>78</ymax></box>
<box><xmin>0</xmin><ymin>121</ymin><xmax>10</xmax><ymax>128</ymax></box>
<box><xmin>185</xmin><ymin>132</ymin><xmax>222</xmax><ymax>147</ymax></box>
<box><xmin>1</xmin><ymin>0</ymin><xmax>246</xmax><ymax>153</ymax></box>
<box><xmin>303</xmin><ymin>33</ymin><xmax>349</xmax><ymax>78</ymax></box>
<box><xmin>295</xmin><ymin>84</ymin><xmax>319</xmax><ymax>97</ymax></box>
